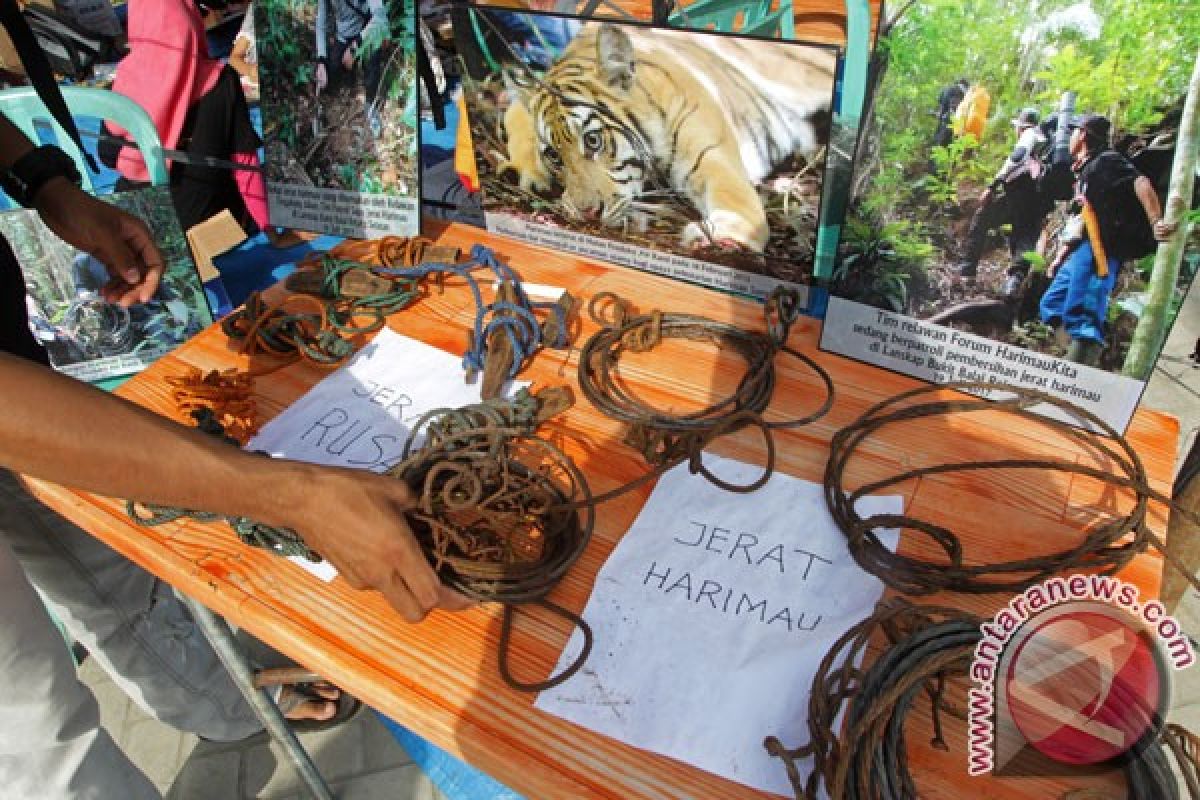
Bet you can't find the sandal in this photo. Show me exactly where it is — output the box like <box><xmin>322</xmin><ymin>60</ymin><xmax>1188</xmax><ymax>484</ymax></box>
<box><xmin>253</xmin><ymin>667</ymin><xmax>363</xmax><ymax>733</ymax></box>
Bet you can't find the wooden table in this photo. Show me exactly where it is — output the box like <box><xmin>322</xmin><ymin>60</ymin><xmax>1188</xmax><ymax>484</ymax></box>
<box><xmin>26</xmin><ymin>220</ymin><xmax>1178</xmax><ymax>799</ymax></box>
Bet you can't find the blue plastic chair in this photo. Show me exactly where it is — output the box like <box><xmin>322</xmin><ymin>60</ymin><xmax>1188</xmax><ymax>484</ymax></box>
<box><xmin>0</xmin><ymin>85</ymin><xmax>169</xmax><ymax>190</ymax></box>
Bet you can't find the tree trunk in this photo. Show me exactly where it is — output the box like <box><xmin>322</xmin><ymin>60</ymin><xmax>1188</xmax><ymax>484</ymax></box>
<box><xmin>1123</xmin><ymin>49</ymin><xmax>1200</xmax><ymax>380</ymax></box>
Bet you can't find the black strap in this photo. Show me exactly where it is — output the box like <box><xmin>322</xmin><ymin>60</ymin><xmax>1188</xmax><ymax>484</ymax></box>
<box><xmin>0</xmin><ymin>0</ymin><xmax>98</xmax><ymax>173</ymax></box>
<box><xmin>415</xmin><ymin>22</ymin><xmax>446</xmax><ymax>131</ymax></box>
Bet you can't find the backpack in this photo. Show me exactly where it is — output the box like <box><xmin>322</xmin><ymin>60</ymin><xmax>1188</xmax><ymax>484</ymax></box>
<box><xmin>22</xmin><ymin>3</ymin><xmax>124</xmax><ymax>82</ymax></box>
<box><xmin>1088</xmin><ymin>152</ymin><xmax>1157</xmax><ymax>262</ymax></box>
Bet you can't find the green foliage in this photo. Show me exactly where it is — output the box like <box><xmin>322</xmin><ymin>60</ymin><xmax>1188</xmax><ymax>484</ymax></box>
<box><xmin>925</xmin><ymin>135</ymin><xmax>979</xmax><ymax>206</ymax></box>
<box><xmin>256</xmin><ymin>0</ymin><xmax>417</xmax><ymax>195</ymax></box>
<box><xmin>834</xmin><ymin>219</ymin><xmax>933</xmax><ymax>313</ymax></box>
<box><xmin>854</xmin><ymin>0</ymin><xmax>1198</xmax><ymax>295</ymax></box>
<box><xmin>1011</xmin><ymin>318</ymin><xmax>1057</xmax><ymax>350</ymax></box>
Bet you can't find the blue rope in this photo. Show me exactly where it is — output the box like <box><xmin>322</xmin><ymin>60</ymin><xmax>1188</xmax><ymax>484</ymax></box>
<box><xmin>376</xmin><ymin>244</ymin><xmax>569</xmax><ymax>383</ymax></box>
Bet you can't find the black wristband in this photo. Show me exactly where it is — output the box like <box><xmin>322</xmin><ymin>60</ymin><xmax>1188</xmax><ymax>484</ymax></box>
<box><xmin>0</xmin><ymin>145</ymin><xmax>82</xmax><ymax>208</ymax></box>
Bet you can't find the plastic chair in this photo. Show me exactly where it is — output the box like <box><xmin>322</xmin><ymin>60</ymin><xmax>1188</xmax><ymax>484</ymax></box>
<box><xmin>669</xmin><ymin>0</ymin><xmax>795</xmax><ymax>39</ymax></box>
<box><xmin>0</xmin><ymin>85</ymin><xmax>169</xmax><ymax>190</ymax></box>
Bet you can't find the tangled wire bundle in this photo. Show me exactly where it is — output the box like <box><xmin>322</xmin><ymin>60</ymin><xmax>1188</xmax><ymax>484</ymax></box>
<box><xmin>577</xmin><ymin>288</ymin><xmax>834</xmax><ymax>496</ymax></box>
<box><xmin>764</xmin><ymin>599</ymin><xmax>1187</xmax><ymax>800</ymax></box>
<box><xmin>127</xmin><ymin>388</ymin><xmax>592</xmax><ymax>691</ymax></box>
<box><xmin>165</xmin><ymin>368</ymin><xmax>258</xmax><ymax>444</ymax></box>
<box><xmin>825</xmin><ymin>382</ymin><xmax>1200</xmax><ymax>595</ymax></box>
<box><xmin>373</xmin><ymin>243</ymin><xmax>574</xmax><ymax>391</ymax></box>
<box><xmin>280</xmin><ymin>236</ymin><xmax>574</xmax><ymax>393</ymax></box>
<box><xmin>386</xmin><ymin>393</ymin><xmax>595</xmax><ymax>690</ymax></box>
<box><xmin>219</xmin><ymin>237</ymin><xmax>432</xmax><ymax>371</ymax></box>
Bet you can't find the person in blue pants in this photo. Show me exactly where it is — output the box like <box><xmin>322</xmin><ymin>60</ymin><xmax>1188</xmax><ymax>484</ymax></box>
<box><xmin>1039</xmin><ymin>114</ymin><xmax>1174</xmax><ymax>366</ymax></box>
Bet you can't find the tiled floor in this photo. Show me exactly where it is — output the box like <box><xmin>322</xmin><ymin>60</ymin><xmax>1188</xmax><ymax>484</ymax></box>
<box><xmin>78</xmin><ymin>287</ymin><xmax>1200</xmax><ymax>799</ymax></box>
<box><xmin>80</xmin><ymin>654</ymin><xmax>449</xmax><ymax>799</ymax></box>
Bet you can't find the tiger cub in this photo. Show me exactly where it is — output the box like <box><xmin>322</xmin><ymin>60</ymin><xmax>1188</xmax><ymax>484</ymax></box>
<box><xmin>498</xmin><ymin>24</ymin><xmax>835</xmax><ymax>252</ymax></box>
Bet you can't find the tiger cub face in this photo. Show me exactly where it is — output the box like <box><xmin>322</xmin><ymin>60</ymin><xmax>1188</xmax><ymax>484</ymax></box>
<box><xmin>497</xmin><ymin>24</ymin><xmax>835</xmax><ymax>252</ymax></box>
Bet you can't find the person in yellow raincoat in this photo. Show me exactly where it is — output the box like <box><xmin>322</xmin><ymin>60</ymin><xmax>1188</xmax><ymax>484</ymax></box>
<box><xmin>953</xmin><ymin>83</ymin><xmax>990</xmax><ymax>143</ymax></box>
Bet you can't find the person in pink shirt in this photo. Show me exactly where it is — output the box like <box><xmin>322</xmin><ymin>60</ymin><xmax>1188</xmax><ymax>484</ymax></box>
<box><xmin>103</xmin><ymin>0</ymin><xmax>270</xmax><ymax>238</ymax></box>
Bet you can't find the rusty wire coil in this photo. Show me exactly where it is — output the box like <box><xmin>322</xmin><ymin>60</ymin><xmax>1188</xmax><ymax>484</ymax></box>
<box><xmin>387</xmin><ymin>402</ymin><xmax>595</xmax><ymax>691</ymax></box>
<box><xmin>825</xmin><ymin>382</ymin><xmax>1200</xmax><ymax>596</ymax></box>
<box><xmin>577</xmin><ymin>289</ymin><xmax>834</xmax><ymax>495</ymax></box>
<box><xmin>765</xmin><ymin>599</ymin><xmax>1185</xmax><ymax>800</ymax></box>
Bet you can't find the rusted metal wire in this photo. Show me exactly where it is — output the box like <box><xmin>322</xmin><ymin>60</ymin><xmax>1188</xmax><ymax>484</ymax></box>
<box><xmin>386</xmin><ymin>389</ymin><xmax>594</xmax><ymax>691</ymax></box>
<box><xmin>576</xmin><ymin>288</ymin><xmax>834</xmax><ymax>499</ymax></box>
<box><xmin>126</xmin><ymin>387</ymin><xmax>591</xmax><ymax>691</ymax></box>
<box><xmin>764</xmin><ymin>599</ymin><xmax>1187</xmax><ymax>800</ymax></box>
<box><xmin>824</xmin><ymin>382</ymin><xmax>1200</xmax><ymax>595</ymax></box>
<box><xmin>165</xmin><ymin>368</ymin><xmax>258</xmax><ymax>444</ymax></box>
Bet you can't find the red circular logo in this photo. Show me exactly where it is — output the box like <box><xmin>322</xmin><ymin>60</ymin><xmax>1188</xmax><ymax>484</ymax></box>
<box><xmin>1004</xmin><ymin>610</ymin><xmax>1164</xmax><ymax>765</ymax></box>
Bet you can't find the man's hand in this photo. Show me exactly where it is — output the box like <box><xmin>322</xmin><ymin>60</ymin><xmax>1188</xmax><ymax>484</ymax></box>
<box><xmin>315</xmin><ymin>61</ymin><xmax>328</xmax><ymax>92</ymax></box>
<box><xmin>289</xmin><ymin>467</ymin><xmax>475</xmax><ymax>622</ymax></box>
<box><xmin>1153</xmin><ymin>218</ymin><xmax>1177</xmax><ymax>241</ymax></box>
<box><xmin>33</xmin><ymin>177</ymin><xmax>163</xmax><ymax>307</ymax></box>
<box><xmin>341</xmin><ymin>43</ymin><xmax>356</xmax><ymax>70</ymax></box>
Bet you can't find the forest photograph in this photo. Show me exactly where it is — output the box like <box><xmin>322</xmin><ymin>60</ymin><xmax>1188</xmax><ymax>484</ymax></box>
<box><xmin>255</xmin><ymin>0</ymin><xmax>418</xmax><ymax>200</ymax></box>
<box><xmin>457</xmin><ymin>9</ymin><xmax>838</xmax><ymax>284</ymax></box>
<box><xmin>1</xmin><ymin>187</ymin><xmax>212</xmax><ymax>381</ymax></box>
<box><xmin>835</xmin><ymin>0</ymin><xmax>1199</xmax><ymax>379</ymax></box>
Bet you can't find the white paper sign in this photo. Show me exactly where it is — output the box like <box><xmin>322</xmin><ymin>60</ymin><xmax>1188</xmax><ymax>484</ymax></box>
<box><xmin>535</xmin><ymin>455</ymin><xmax>901</xmax><ymax>796</ymax></box>
<box><xmin>247</xmin><ymin>327</ymin><xmax>520</xmax><ymax>580</ymax></box>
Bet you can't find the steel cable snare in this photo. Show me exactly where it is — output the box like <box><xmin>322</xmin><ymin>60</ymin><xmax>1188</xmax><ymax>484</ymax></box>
<box><xmin>764</xmin><ymin>599</ymin><xmax>1188</xmax><ymax>800</ymax></box>
<box><xmin>128</xmin><ymin>388</ymin><xmax>593</xmax><ymax>692</ymax></box>
<box><xmin>825</xmin><ymin>382</ymin><xmax>1200</xmax><ymax>595</ymax></box>
<box><xmin>386</xmin><ymin>392</ymin><xmax>594</xmax><ymax>691</ymax></box>
<box><xmin>577</xmin><ymin>287</ymin><xmax>835</xmax><ymax>498</ymax></box>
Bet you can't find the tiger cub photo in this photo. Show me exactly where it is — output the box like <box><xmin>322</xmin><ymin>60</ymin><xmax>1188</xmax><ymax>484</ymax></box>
<box><xmin>460</xmin><ymin>14</ymin><xmax>839</xmax><ymax>282</ymax></box>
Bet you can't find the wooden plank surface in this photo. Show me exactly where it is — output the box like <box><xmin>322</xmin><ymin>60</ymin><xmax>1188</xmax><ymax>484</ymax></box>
<box><xmin>25</xmin><ymin>219</ymin><xmax>1178</xmax><ymax>799</ymax></box>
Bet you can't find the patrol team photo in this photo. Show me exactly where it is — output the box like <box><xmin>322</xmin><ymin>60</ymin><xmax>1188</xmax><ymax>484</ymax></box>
<box><xmin>834</xmin><ymin>0</ymin><xmax>1198</xmax><ymax>379</ymax></box>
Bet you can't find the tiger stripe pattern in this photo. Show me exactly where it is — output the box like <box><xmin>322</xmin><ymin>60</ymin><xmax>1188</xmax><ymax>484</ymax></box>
<box><xmin>498</xmin><ymin>23</ymin><xmax>836</xmax><ymax>252</ymax></box>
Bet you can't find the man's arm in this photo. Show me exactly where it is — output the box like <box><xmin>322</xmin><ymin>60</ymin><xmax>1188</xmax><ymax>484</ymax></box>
<box><xmin>0</xmin><ymin>113</ymin><xmax>468</xmax><ymax>622</ymax></box>
<box><xmin>314</xmin><ymin>0</ymin><xmax>329</xmax><ymax>90</ymax></box>
<box><xmin>1</xmin><ymin>113</ymin><xmax>161</xmax><ymax>304</ymax></box>
<box><xmin>1134</xmin><ymin>174</ymin><xmax>1176</xmax><ymax>241</ymax></box>
<box><xmin>229</xmin><ymin>36</ymin><xmax>258</xmax><ymax>85</ymax></box>
<box><xmin>0</xmin><ymin>353</ymin><xmax>470</xmax><ymax>621</ymax></box>
<box><xmin>0</xmin><ymin>109</ymin><xmax>34</xmax><ymax>169</ymax></box>
<box><xmin>315</xmin><ymin>0</ymin><xmax>328</xmax><ymax>60</ymax></box>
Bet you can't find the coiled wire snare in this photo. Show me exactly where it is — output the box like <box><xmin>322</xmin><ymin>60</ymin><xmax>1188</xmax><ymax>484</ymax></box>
<box><xmin>825</xmin><ymin>382</ymin><xmax>1200</xmax><ymax>595</ymax></box>
<box><xmin>387</xmin><ymin>402</ymin><xmax>595</xmax><ymax>691</ymax></box>
<box><xmin>577</xmin><ymin>287</ymin><xmax>834</xmax><ymax>496</ymax></box>
<box><xmin>128</xmin><ymin>389</ymin><xmax>593</xmax><ymax>691</ymax></box>
<box><xmin>765</xmin><ymin>599</ymin><xmax>1188</xmax><ymax>800</ymax></box>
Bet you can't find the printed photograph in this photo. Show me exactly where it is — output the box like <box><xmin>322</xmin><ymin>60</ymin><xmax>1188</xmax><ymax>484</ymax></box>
<box><xmin>459</xmin><ymin>0</ymin><xmax>798</xmax><ymax>37</ymax></box>
<box><xmin>461</xmin><ymin>0</ymin><xmax>651</xmax><ymax>24</ymax></box>
<box><xmin>255</xmin><ymin>0</ymin><xmax>420</xmax><ymax>235</ymax></box>
<box><xmin>456</xmin><ymin>8</ymin><xmax>838</xmax><ymax>289</ymax></box>
<box><xmin>827</xmin><ymin>0</ymin><xmax>1198</xmax><ymax>381</ymax></box>
<box><xmin>1</xmin><ymin>187</ymin><xmax>213</xmax><ymax>382</ymax></box>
